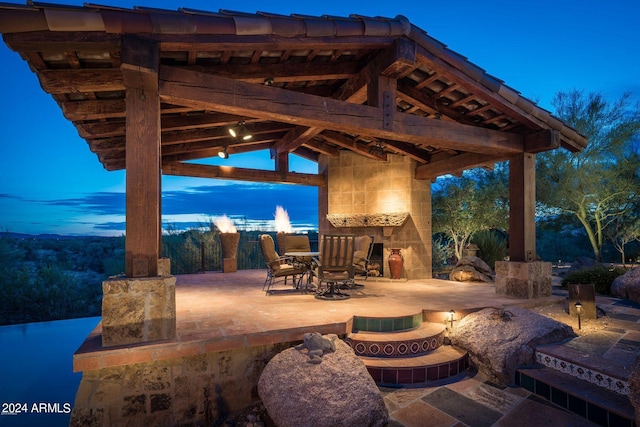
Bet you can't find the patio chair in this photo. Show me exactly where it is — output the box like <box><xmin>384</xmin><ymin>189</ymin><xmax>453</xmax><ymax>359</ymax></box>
<box><xmin>284</xmin><ymin>234</ymin><xmax>315</xmax><ymax>290</ymax></box>
<box><xmin>284</xmin><ymin>234</ymin><xmax>313</xmax><ymax>263</ymax></box>
<box><xmin>259</xmin><ymin>234</ymin><xmax>304</xmax><ymax>294</ymax></box>
<box><xmin>353</xmin><ymin>235</ymin><xmax>374</xmax><ymax>280</ymax></box>
<box><xmin>313</xmin><ymin>234</ymin><xmax>355</xmax><ymax>300</ymax></box>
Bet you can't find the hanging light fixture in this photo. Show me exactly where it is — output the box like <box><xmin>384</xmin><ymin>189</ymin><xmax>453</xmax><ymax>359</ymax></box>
<box><xmin>218</xmin><ymin>147</ymin><xmax>229</xmax><ymax>159</ymax></box>
<box><xmin>228</xmin><ymin>121</ymin><xmax>252</xmax><ymax>141</ymax></box>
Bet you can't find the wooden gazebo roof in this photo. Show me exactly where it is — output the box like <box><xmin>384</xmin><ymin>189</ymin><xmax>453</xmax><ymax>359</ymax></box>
<box><xmin>0</xmin><ymin>3</ymin><xmax>587</xmax><ymax>184</ymax></box>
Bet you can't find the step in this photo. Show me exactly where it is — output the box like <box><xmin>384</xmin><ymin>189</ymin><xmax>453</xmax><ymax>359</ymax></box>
<box><xmin>536</xmin><ymin>343</ymin><xmax>632</xmax><ymax>395</ymax></box>
<box><xmin>361</xmin><ymin>345</ymin><xmax>468</xmax><ymax>386</ymax></box>
<box><xmin>346</xmin><ymin>322</ymin><xmax>446</xmax><ymax>357</ymax></box>
<box><xmin>516</xmin><ymin>366</ymin><xmax>634</xmax><ymax>427</ymax></box>
<box><xmin>352</xmin><ymin>312</ymin><xmax>423</xmax><ymax>333</ymax></box>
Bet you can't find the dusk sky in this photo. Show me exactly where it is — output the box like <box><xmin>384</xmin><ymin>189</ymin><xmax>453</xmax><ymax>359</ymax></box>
<box><xmin>1</xmin><ymin>0</ymin><xmax>639</xmax><ymax>236</ymax></box>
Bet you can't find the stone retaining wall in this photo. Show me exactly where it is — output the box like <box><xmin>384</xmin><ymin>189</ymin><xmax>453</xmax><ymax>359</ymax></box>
<box><xmin>70</xmin><ymin>342</ymin><xmax>292</xmax><ymax>426</ymax></box>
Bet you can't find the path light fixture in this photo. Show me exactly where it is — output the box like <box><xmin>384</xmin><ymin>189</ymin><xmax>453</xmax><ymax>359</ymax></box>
<box><xmin>449</xmin><ymin>309</ymin><xmax>455</xmax><ymax>329</ymax></box>
<box><xmin>228</xmin><ymin>121</ymin><xmax>252</xmax><ymax>141</ymax></box>
<box><xmin>575</xmin><ymin>301</ymin><xmax>582</xmax><ymax>330</ymax></box>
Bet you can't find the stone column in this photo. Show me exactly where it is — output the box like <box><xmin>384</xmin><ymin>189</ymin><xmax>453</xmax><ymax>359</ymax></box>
<box><xmin>101</xmin><ymin>274</ymin><xmax>176</xmax><ymax>347</ymax></box>
<box><xmin>102</xmin><ymin>258</ymin><xmax>175</xmax><ymax>347</ymax></box>
<box><xmin>495</xmin><ymin>261</ymin><xmax>552</xmax><ymax>299</ymax></box>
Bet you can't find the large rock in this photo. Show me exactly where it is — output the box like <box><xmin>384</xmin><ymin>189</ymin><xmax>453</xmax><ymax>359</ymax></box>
<box><xmin>449</xmin><ymin>256</ymin><xmax>493</xmax><ymax>282</ymax></box>
<box><xmin>450</xmin><ymin>307</ymin><xmax>575</xmax><ymax>385</ymax></box>
<box><xmin>629</xmin><ymin>355</ymin><xmax>640</xmax><ymax>426</ymax></box>
<box><xmin>611</xmin><ymin>267</ymin><xmax>640</xmax><ymax>303</ymax></box>
<box><xmin>258</xmin><ymin>334</ymin><xmax>388</xmax><ymax>427</ymax></box>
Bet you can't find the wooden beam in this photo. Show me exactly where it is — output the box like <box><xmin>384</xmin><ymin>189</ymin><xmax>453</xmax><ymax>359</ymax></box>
<box><xmin>320</xmin><ymin>131</ymin><xmax>386</xmax><ymax>161</ymax></box>
<box><xmin>162</xmin><ymin>162</ymin><xmax>326</xmax><ymax>186</ymax></box>
<box><xmin>524</xmin><ymin>129</ymin><xmax>561</xmax><ymax>153</ymax></box>
<box><xmin>122</xmin><ymin>36</ymin><xmax>160</xmax><ymax>278</ymax></box>
<box><xmin>159</xmin><ymin>67</ymin><xmax>524</xmax><ymax>155</ymax></box>
<box><xmin>272</xmin><ymin>126</ymin><xmax>322</xmax><ymax>153</ymax></box>
<box><xmin>382</xmin><ymin>140</ymin><xmax>431</xmax><ymax>164</ymax></box>
<box><xmin>414</xmin><ymin>152</ymin><xmax>502</xmax><ymax>180</ymax></box>
<box><xmin>61</xmin><ymin>100</ymin><xmax>199</xmax><ymax>121</ymax></box>
<box><xmin>156</xmin><ymin>34</ymin><xmax>393</xmax><ymax>53</ymax></box>
<box><xmin>38</xmin><ymin>69</ymin><xmax>124</xmax><ymax>94</ymax></box>
<box><xmin>508</xmin><ymin>153</ymin><xmax>537</xmax><ymax>262</ymax></box>
<box><xmin>184</xmin><ymin>61</ymin><xmax>362</xmax><ymax>84</ymax></box>
<box><xmin>302</xmin><ymin>138</ymin><xmax>340</xmax><ymax>157</ymax></box>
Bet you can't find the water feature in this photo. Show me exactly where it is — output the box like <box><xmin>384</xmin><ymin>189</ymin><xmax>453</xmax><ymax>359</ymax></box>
<box><xmin>0</xmin><ymin>316</ymin><xmax>100</xmax><ymax>427</ymax></box>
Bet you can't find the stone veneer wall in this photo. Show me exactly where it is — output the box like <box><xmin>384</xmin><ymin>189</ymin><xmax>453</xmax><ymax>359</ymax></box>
<box><xmin>318</xmin><ymin>151</ymin><xmax>432</xmax><ymax>279</ymax></box>
<box><xmin>70</xmin><ymin>342</ymin><xmax>292</xmax><ymax>426</ymax></box>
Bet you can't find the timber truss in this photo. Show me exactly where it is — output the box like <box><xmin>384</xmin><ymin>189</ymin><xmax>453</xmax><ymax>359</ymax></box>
<box><xmin>0</xmin><ymin>4</ymin><xmax>586</xmax><ymax>185</ymax></box>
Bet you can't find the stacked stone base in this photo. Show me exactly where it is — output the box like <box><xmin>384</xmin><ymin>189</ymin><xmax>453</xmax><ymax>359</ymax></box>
<box><xmin>70</xmin><ymin>343</ymin><xmax>291</xmax><ymax>427</ymax></box>
<box><xmin>495</xmin><ymin>261</ymin><xmax>552</xmax><ymax>299</ymax></box>
<box><xmin>102</xmin><ymin>275</ymin><xmax>176</xmax><ymax>347</ymax></box>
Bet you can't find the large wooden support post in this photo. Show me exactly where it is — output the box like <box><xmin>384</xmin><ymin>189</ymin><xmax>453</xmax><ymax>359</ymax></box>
<box><xmin>122</xmin><ymin>36</ymin><xmax>161</xmax><ymax>278</ymax></box>
<box><xmin>508</xmin><ymin>152</ymin><xmax>536</xmax><ymax>262</ymax></box>
<box><xmin>102</xmin><ymin>37</ymin><xmax>175</xmax><ymax>347</ymax></box>
<box><xmin>495</xmin><ymin>152</ymin><xmax>551</xmax><ymax>298</ymax></box>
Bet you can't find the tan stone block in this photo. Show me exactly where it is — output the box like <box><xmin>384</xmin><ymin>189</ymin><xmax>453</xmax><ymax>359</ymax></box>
<box><xmin>157</xmin><ymin>258</ymin><xmax>171</xmax><ymax>277</ymax></box>
<box><xmin>143</xmin><ymin>366</ymin><xmax>171</xmax><ymax>391</ymax></box>
<box><xmin>92</xmin><ymin>380</ymin><xmax>122</xmax><ymax>405</ymax></box>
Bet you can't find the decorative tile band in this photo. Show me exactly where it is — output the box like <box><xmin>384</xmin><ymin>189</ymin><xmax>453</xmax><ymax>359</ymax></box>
<box><xmin>352</xmin><ymin>314</ymin><xmax>422</xmax><ymax>333</ymax></box>
<box><xmin>367</xmin><ymin>354</ymin><xmax>469</xmax><ymax>385</ymax></box>
<box><xmin>346</xmin><ymin>330</ymin><xmax>445</xmax><ymax>357</ymax></box>
<box><xmin>536</xmin><ymin>351</ymin><xmax>630</xmax><ymax>396</ymax></box>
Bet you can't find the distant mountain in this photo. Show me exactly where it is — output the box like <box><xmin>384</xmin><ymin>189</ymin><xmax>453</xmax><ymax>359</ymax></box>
<box><xmin>0</xmin><ymin>232</ymin><xmax>98</xmax><ymax>240</ymax></box>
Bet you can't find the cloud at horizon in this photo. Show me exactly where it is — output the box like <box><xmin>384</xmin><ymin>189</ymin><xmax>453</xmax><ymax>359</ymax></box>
<box><xmin>1</xmin><ymin>183</ymin><xmax>318</xmax><ymax>236</ymax></box>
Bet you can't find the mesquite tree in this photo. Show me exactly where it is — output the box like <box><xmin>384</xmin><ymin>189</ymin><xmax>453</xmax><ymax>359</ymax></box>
<box><xmin>432</xmin><ymin>166</ymin><xmax>509</xmax><ymax>261</ymax></box>
<box><xmin>537</xmin><ymin>90</ymin><xmax>640</xmax><ymax>262</ymax></box>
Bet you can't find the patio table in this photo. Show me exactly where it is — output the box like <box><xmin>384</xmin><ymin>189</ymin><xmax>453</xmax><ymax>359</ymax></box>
<box><xmin>285</xmin><ymin>251</ymin><xmax>319</xmax><ymax>291</ymax></box>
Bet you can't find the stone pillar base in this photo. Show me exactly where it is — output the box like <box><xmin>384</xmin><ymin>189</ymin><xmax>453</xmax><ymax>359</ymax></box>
<box><xmin>495</xmin><ymin>261</ymin><xmax>552</xmax><ymax>299</ymax></box>
<box><xmin>102</xmin><ymin>275</ymin><xmax>176</xmax><ymax>347</ymax></box>
<box><xmin>223</xmin><ymin>258</ymin><xmax>237</xmax><ymax>273</ymax></box>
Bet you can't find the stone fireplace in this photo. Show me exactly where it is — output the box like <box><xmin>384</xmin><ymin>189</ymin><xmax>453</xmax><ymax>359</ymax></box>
<box><xmin>318</xmin><ymin>151</ymin><xmax>432</xmax><ymax>279</ymax></box>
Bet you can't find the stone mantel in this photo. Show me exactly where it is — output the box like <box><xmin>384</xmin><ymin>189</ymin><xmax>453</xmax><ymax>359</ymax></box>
<box><xmin>326</xmin><ymin>212</ymin><xmax>410</xmax><ymax>236</ymax></box>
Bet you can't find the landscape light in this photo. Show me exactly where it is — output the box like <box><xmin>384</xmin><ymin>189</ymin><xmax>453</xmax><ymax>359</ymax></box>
<box><xmin>575</xmin><ymin>301</ymin><xmax>582</xmax><ymax>330</ymax></box>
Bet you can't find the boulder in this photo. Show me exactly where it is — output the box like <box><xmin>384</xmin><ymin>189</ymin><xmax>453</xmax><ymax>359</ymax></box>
<box><xmin>449</xmin><ymin>256</ymin><xmax>493</xmax><ymax>282</ymax></box>
<box><xmin>450</xmin><ymin>307</ymin><xmax>576</xmax><ymax>386</ymax></box>
<box><xmin>611</xmin><ymin>267</ymin><xmax>640</xmax><ymax>303</ymax></box>
<box><xmin>628</xmin><ymin>355</ymin><xmax>640</xmax><ymax>426</ymax></box>
<box><xmin>258</xmin><ymin>334</ymin><xmax>388</xmax><ymax>427</ymax></box>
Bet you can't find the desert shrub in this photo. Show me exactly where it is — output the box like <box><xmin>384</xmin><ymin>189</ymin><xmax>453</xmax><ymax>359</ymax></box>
<box><xmin>471</xmin><ymin>229</ymin><xmax>507</xmax><ymax>271</ymax></box>
<box><xmin>432</xmin><ymin>234</ymin><xmax>454</xmax><ymax>272</ymax></box>
<box><xmin>561</xmin><ymin>265</ymin><xmax>627</xmax><ymax>295</ymax></box>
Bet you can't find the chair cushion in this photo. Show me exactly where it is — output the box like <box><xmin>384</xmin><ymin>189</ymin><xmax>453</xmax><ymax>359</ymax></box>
<box><xmin>260</xmin><ymin>234</ymin><xmax>282</xmax><ymax>271</ymax></box>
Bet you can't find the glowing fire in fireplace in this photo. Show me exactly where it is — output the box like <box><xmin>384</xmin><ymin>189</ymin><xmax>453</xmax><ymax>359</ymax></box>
<box><xmin>214</xmin><ymin>215</ymin><xmax>237</xmax><ymax>233</ymax></box>
<box><xmin>274</xmin><ymin>205</ymin><xmax>293</xmax><ymax>233</ymax></box>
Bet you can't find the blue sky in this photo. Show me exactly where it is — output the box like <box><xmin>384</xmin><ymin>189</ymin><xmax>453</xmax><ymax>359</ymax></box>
<box><xmin>1</xmin><ymin>0</ymin><xmax>639</xmax><ymax>236</ymax></box>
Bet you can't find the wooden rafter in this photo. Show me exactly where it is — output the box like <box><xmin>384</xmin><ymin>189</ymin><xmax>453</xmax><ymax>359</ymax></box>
<box><xmin>158</xmin><ymin>66</ymin><xmax>524</xmax><ymax>156</ymax></box>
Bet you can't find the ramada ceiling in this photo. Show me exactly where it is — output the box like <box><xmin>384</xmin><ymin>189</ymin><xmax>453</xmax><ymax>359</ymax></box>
<box><xmin>0</xmin><ymin>3</ymin><xmax>587</xmax><ymax>184</ymax></box>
